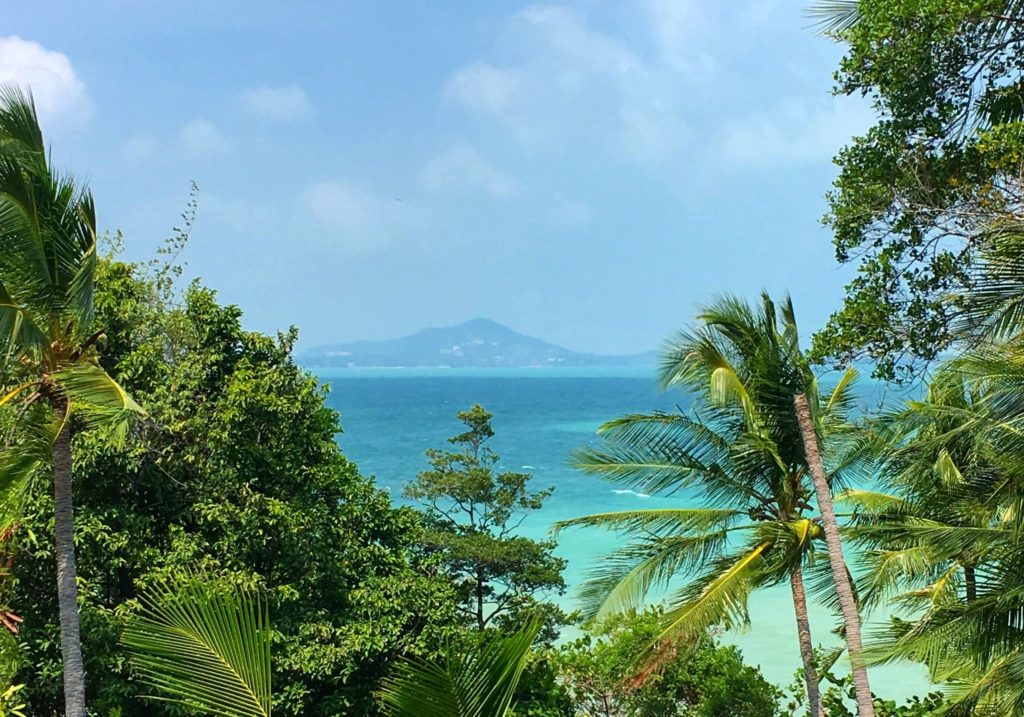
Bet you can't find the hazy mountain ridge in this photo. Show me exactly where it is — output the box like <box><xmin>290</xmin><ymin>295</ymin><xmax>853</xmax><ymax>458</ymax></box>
<box><xmin>300</xmin><ymin>318</ymin><xmax>657</xmax><ymax>368</ymax></box>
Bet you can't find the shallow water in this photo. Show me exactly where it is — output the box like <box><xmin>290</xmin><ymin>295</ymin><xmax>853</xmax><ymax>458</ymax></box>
<box><xmin>318</xmin><ymin>367</ymin><xmax>931</xmax><ymax>700</ymax></box>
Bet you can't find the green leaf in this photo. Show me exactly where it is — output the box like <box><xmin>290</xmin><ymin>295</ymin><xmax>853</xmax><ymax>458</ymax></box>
<box><xmin>52</xmin><ymin>362</ymin><xmax>144</xmax><ymax>443</ymax></box>
<box><xmin>378</xmin><ymin>618</ymin><xmax>540</xmax><ymax>717</ymax></box>
<box><xmin>122</xmin><ymin>574</ymin><xmax>272</xmax><ymax>717</ymax></box>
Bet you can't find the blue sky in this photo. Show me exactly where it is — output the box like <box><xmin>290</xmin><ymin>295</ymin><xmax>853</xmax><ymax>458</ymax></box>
<box><xmin>2</xmin><ymin>1</ymin><xmax>871</xmax><ymax>355</ymax></box>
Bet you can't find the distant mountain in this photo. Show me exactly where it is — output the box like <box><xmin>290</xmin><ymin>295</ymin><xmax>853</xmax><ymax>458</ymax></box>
<box><xmin>300</xmin><ymin>318</ymin><xmax>657</xmax><ymax>368</ymax></box>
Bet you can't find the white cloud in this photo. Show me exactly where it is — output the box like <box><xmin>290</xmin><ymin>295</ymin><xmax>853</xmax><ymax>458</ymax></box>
<box><xmin>444</xmin><ymin>64</ymin><xmax>542</xmax><ymax>145</ymax></box>
<box><xmin>240</xmin><ymin>85</ymin><xmax>314</xmax><ymax>122</ymax></box>
<box><xmin>442</xmin><ymin>5</ymin><xmax>689</xmax><ymax>164</ymax></box>
<box><xmin>301</xmin><ymin>180</ymin><xmax>420</xmax><ymax>252</ymax></box>
<box><xmin>421</xmin><ymin>145</ymin><xmax>518</xmax><ymax>199</ymax></box>
<box><xmin>0</xmin><ymin>36</ymin><xmax>90</xmax><ymax>124</ymax></box>
<box><xmin>445</xmin><ymin>64</ymin><xmax>524</xmax><ymax>115</ymax></box>
<box><xmin>721</xmin><ymin>96</ymin><xmax>874</xmax><ymax>166</ymax></box>
<box><xmin>180</xmin><ymin>119</ymin><xmax>229</xmax><ymax>155</ymax></box>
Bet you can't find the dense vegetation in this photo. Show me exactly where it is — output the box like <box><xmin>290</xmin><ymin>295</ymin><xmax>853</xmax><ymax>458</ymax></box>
<box><xmin>810</xmin><ymin>0</ymin><xmax>1024</xmax><ymax>381</ymax></box>
<box><xmin>8</xmin><ymin>1</ymin><xmax>1024</xmax><ymax>716</ymax></box>
<box><xmin>11</xmin><ymin>250</ymin><xmax>465</xmax><ymax>715</ymax></box>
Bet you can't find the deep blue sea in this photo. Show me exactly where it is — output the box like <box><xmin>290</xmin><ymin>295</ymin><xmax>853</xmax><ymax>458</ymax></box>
<box><xmin>318</xmin><ymin>367</ymin><xmax>929</xmax><ymax>699</ymax></box>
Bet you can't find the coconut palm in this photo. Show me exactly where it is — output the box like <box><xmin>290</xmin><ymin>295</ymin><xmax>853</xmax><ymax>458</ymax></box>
<box><xmin>851</xmin><ymin>347</ymin><xmax>1024</xmax><ymax>715</ymax></box>
<box><xmin>844</xmin><ymin>367</ymin><xmax>1005</xmax><ymax>610</ymax></box>
<box><xmin>793</xmin><ymin>392</ymin><xmax>875</xmax><ymax>716</ymax></box>
<box><xmin>556</xmin><ymin>293</ymin><xmax>872</xmax><ymax>717</ymax></box>
<box><xmin>0</xmin><ymin>86</ymin><xmax>143</xmax><ymax>716</ymax></box>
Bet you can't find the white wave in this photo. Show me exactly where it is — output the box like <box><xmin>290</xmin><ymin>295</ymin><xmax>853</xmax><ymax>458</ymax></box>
<box><xmin>612</xmin><ymin>489</ymin><xmax>650</xmax><ymax>499</ymax></box>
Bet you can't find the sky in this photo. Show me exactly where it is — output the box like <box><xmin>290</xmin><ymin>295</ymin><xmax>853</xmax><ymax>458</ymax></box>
<box><xmin>0</xmin><ymin>1</ymin><xmax>872</xmax><ymax>355</ymax></box>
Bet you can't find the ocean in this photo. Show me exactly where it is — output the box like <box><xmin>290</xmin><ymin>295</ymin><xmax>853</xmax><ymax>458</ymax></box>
<box><xmin>318</xmin><ymin>367</ymin><xmax>931</xmax><ymax>700</ymax></box>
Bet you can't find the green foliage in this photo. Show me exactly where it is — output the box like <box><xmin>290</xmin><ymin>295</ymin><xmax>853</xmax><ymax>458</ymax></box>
<box><xmin>9</xmin><ymin>252</ymin><xmax>461</xmax><ymax>715</ymax></box>
<box><xmin>782</xmin><ymin>646</ymin><xmax>948</xmax><ymax>716</ymax></box>
<box><xmin>0</xmin><ymin>632</ymin><xmax>24</xmax><ymax>717</ymax></box>
<box><xmin>843</xmin><ymin>365</ymin><xmax>1001</xmax><ymax>611</ymax></box>
<box><xmin>842</xmin><ymin>344</ymin><xmax>1024</xmax><ymax>714</ymax></box>
<box><xmin>541</xmin><ymin>609</ymin><xmax>781</xmax><ymax>717</ymax></box>
<box><xmin>821</xmin><ymin>675</ymin><xmax>947</xmax><ymax>717</ymax></box>
<box><xmin>809</xmin><ymin>0</ymin><xmax>1024</xmax><ymax>380</ymax></box>
<box><xmin>0</xmin><ymin>685</ymin><xmax>26</xmax><ymax>717</ymax></box>
<box><xmin>122</xmin><ymin>574</ymin><xmax>272</xmax><ymax>717</ymax></box>
<box><xmin>378</xmin><ymin>618</ymin><xmax>540</xmax><ymax>717</ymax></box>
<box><xmin>406</xmin><ymin>405</ymin><xmax>567</xmax><ymax>633</ymax></box>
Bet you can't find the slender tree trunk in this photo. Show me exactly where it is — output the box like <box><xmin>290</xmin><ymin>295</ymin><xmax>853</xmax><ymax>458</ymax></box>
<box><xmin>794</xmin><ymin>393</ymin><xmax>874</xmax><ymax>717</ymax></box>
<box><xmin>52</xmin><ymin>415</ymin><xmax>87</xmax><ymax>717</ymax></box>
<box><xmin>475</xmin><ymin>565</ymin><xmax>485</xmax><ymax>631</ymax></box>
<box><xmin>964</xmin><ymin>564</ymin><xmax>977</xmax><ymax>602</ymax></box>
<box><xmin>790</xmin><ymin>567</ymin><xmax>823</xmax><ymax>717</ymax></box>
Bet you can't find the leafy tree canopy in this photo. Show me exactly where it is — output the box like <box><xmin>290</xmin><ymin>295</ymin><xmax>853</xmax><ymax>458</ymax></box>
<box><xmin>405</xmin><ymin>405</ymin><xmax>567</xmax><ymax>635</ymax></box>
<box><xmin>525</xmin><ymin>609</ymin><xmax>781</xmax><ymax>717</ymax></box>
<box><xmin>810</xmin><ymin>0</ymin><xmax>1024</xmax><ymax>381</ymax></box>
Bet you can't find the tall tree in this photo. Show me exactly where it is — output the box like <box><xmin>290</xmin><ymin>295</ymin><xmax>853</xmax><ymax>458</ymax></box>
<box><xmin>557</xmin><ymin>294</ymin><xmax>871</xmax><ymax>717</ymax></box>
<box><xmin>405</xmin><ymin>405</ymin><xmax>566</xmax><ymax>633</ymax></box>
<box><xmin>0</xmin><ymin>87</ymin><xmax>143</xmax><ymax>717</ymax></box>
<box><xmin>809</xmin><ymin>0</ymin><xmax>1024</xmax><ymax>381</ymax></box>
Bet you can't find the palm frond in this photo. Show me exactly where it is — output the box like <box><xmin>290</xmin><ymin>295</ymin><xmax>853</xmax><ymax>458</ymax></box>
<box><xmin>807</xmin><ymin>1</ymin><xmax>862</xmax><ymax>35</ymax></box>
<box><xmin>836</xmin><ymin>489</ymin><xmax>909</xmax><ymax>514</ymax></box>
<box><xmin>52</xmin><ymin>362</ymin><xmax>144</xmax><ymax>443</ymax></box>
<box><xmin>122</xmin><ymin>574</ymin><xmax>272</xmax><ymax>717</ymax></box>
<box><xmin>657</xmin><ymin>541</ymin><xmax>771</xmax><ymax>644</ymax></box>
<box><xmin>0</xmin><ymin>283</ymin><xmax>46</xmax><ymax>361</ymax></box>
<box><xmin>378</xmin><ymin>619</ymin><xmax>539</xmax><ymax>717</ymax></box>
<box><xmin>0</xmin><ymin>409</ymin><xmax>56</xmax><ymax>527</ymax></box>
<box><xmin>553</xmin><ymin>508</ymin><xmax>741</xmax><ymax>537</ymax></box>
<box><xmin>576</xmin><ymin>528</ymin><xmax>752</xmax><ymax>620</ymax></box>
<box><xmin>0</xmin><ymin>87</ymin><xmax>43</xmax><ymax>155</ymax></box>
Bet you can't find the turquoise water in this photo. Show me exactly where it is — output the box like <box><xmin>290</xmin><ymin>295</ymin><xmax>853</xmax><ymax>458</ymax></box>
<box><xmin>319</xmin><ymin>368</ymin><xmax>930</xmax><ymax>699</ymax></box>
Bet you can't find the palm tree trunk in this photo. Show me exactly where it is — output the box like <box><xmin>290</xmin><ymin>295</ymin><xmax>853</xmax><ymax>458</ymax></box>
<box><xmin>964</xmin><ymin>564</ymin><xmax>977</xmax><ymax>602</ymax></box>
<box><xmin>790</xmin><ymin>567</ymin><xmax>822</xmax><ymax>717</ymax></box>
<box><xmin>52</xmin><ymin>416</ymin><xmax>87</xmax><ymax>717</ymax></box>
<box><xmin>794</xmin><ymin>393</ymin><xmax>874</xmax><ymax>717</ymax></box>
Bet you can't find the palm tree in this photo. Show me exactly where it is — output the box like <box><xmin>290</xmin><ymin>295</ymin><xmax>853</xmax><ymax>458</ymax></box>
<box><xmin>556</xmin><ymin>294</ymin><xmax>871</xmax><ymax>717</ymax></box>
<box><xmin>0</xmin><ymin>86</ymin><xmax>143</xmax><ymax>716</ymax></box>
<box><xmin>844</xmin><ymin>367</ymin><xmax>1004</xmax><ymax>609</ymax></box>
<box><xmin>850</xmin><ymin>347</ymin><xmax>1024</xmax><ymax>715</ymax></box>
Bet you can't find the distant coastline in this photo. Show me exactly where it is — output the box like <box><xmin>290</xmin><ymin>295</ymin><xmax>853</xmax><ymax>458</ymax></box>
<box><xmin>300</xmin><ymin>317</ymin><xmax>657</xmax><ymax>369</ymax></box>
<box><xmin>306</xmin><ymin>365</ymin><xmax>659</xmax><ymax>380</ymax></box>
